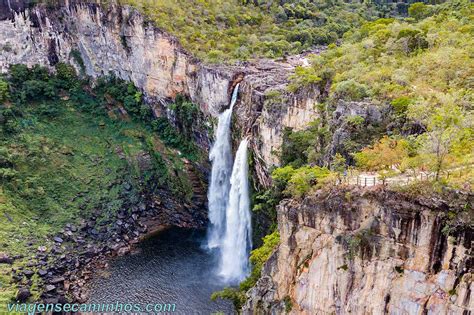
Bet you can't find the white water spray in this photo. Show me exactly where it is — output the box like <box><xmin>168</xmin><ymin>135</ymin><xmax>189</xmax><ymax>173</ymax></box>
<box><xmin>218</xmin><ymin>138</ymin><xmax>252</xmax><ymax>283</ymax></box>
<box><xmin>206</xmin><ymin>84</ymin><xmax>240</xmax><ymax>249</ymax></box>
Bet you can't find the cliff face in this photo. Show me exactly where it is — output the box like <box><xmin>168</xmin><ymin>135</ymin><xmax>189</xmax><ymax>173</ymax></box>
<box><xmin>0</xmin><ymin>1</ymin><xmax>231</xmax><ymax>113</ymax></box>
<box><xmin>244</xmin><ymin>187</ymin><xmax>473</xmax><ymax>314</ymax></box>
<box><xmin>233</xmin><ymin>57</ymin><xmax>322</xmax><ymax>186</ymax></box>
<box><xmin>0</xmin><ymin>1</ymin><xmax>321</xmax><ymax>180</ymax></box>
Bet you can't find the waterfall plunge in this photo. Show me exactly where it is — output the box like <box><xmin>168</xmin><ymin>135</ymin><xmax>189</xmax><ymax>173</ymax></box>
<box><xmin>206</xmin><ymin>84</ymin><xmax>240</xmax><ymax>249</ymax></box>
<box><xmin>218</xmin><ymin>138</ymin><xmax>251</xmax><ymax>283</ymax></box>
<box><xmin>206</xmin><ymin>84</ymin><xmax>251</xmax><ymax>283</ymax></box>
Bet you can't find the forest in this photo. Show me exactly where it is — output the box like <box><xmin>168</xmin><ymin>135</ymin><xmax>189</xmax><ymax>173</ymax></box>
<box><xmin>121</xmin><ymin>0</ymin><xmax>420</xmax><ymax>62</ymax></box>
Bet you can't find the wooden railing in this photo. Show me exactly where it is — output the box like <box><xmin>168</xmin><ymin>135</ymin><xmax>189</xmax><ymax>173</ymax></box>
<box><xmin>335</xmin><ymin>167</ymin><xmax>470</xmax><ymax>188</ymax></box>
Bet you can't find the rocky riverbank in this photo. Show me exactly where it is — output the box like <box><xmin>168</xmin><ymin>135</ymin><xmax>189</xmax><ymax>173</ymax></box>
<box><xmin>7</xmin><ymin>186</ymin><xmax>207</xmax><ymax>304</ymax></box>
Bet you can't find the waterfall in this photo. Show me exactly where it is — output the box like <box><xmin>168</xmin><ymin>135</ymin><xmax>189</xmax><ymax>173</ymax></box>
<box><xmin>218</xmin><ymin>138</ymin><xmax>252</xmax><ymax>283</ymax></box>
<box><xmin>206</xmin><ymin>84</ymin><xmax>240</xmax><ymax>249</ymax></box>
<box><xmin>205</xmin><ymin>83</ymin><xmax>252</xmax><ymax>283</ymax></box>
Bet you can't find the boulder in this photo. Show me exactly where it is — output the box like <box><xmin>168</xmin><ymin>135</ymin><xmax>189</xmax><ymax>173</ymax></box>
<box><xmin>45</xmin><ymin>284</ymin><xmax>56</xmax><ymax>292</ymax></box>
<box><xmin>117</xmin><ymin>246</ymin><xmax>131</xmax><ymax>256</ymax></box>
<box><xmin>16</xmin><ymin>288</ymin><xmax>30</xmax><ymax>302</ymax></box>
<box><xmin>23</xmin><ymin>270</ymin><xmax>34</xmax><ymax>278</ymax></box>
<box><xmin>50</xmin><ymin>277</ymin><xmax>65</xmax><ymax>284</ymax></box>
<box><xmin>0</xmin><ymin>253</ymin><xmax>13</xmax><ymax>264</ymax></box>
<box><xmin>43</xmin><ymin>297</ymin><xmax>59</xmax><ymax>304</ymax></box>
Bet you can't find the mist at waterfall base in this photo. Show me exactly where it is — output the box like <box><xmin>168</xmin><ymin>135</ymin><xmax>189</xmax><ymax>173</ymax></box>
<box><xmin>205</xmin><ymin>84</ymin><xmax>252</xmax><ymax>285</ymax></box>
<box><xmin>219</xmin><ymin>139</ymin><xmax>252</xmax><ymax>283</ymax></box>
<box><xmin>88</xmin><ymin>228</ymin><xmax>234</xmax><ymax>314</ymax></box>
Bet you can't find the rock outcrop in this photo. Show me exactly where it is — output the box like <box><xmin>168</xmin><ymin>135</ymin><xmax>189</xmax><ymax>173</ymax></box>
<box><xmin>244</xmin><ymin>187</ymin><xmax>473</xmax><ymax>314</ymax></box>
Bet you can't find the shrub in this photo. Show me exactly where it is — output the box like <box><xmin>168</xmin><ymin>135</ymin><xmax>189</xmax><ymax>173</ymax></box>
<box><xmin>252</xmin><ymin>188</ymin><xmax>282</xmax><ymax>244</ymax></box>
<box><xmin>333</xmin><ymin>80</ymin><xmax>370</xmax><ymax>101</ymax></box>
<box><xmin>408</xmin><ymin>2</ymin><xmax>432</xmax><ymax>20</ymax></box>
<box><xmin>70</xmin><ymin>49</ymin><xmax>85</xmax><ymax>72</ymax></box>
<box><xmin>7</xmin><ymin>64</ymin><xmax>58</xmax><ymax>103</ymax></box>
<box><xmin>94</xmin><ymin>76</ymin><xmax>145</xmax><ymax>118</ymax></box>
<box><xmin>170</xmin><ymin>96</ymin><xmax>200</xmax><ymax>138</ymax></box>
<box><xmin>54</xmin><ymin>62</ymin><xmax>78</xmax><ymax>89</ymax></box>
<box><xmin>288</xmin><ymin>66</ymin><xmax>321</xmax><ymax>92</ymax></box>
<box><xmin>280</xmin><ymin>119</ymin><xmax>330</xmax><ymax>167</ymax></box>
<box><xmin>286</xmin><ymin>166</ymin><xmax>331</xmax><ymax>198</ymax></box>
<box><xmin>345</xmin><ymin>115</ymin><xmax>365</xmax><ymax>127</ymax></box>
<box><xmin>272</xmin><ymin>165</ymin><xmax>331</xmax><ymax>198</ymax></box>
<box><xmin>354</xmin><ymin>136</ymin><xmax>409</xmax><ymax>171</ymax></box>
<box><xmin>9</xmin><ymin>64</ymin><xmax>30</xmax><ymax>85</ymax></box>
<box><xmin>331</xmin><ymin>153</ymin><xmax>347</xmax><ymax>173</ymax></box>
<box><xmin>391</xmin><ymin>96</ymin><xmax>413</xmax><ymax>115</ymax></box>
<box><xmin>280</xmin><ymin>127</ymin><xmax>312</xmax><ymax>167</ymax></box>
<box><xmin>207</xmin><ymin>50</ymin><xmax>225</xmax><ymax>63</ymax></box>
<box><xmin>396</xmin><ymin>28</ymin><xmax>428</xmax><ymax>54</ymax></box>
<box><xmin>239</xmin><ymin>230</ymin><xmax>280</xmax><ymax>292</ymax></box>
<box><xmin>151</xmin><ymin>117</ymin><xmax>198</xmax><ymax>160</ymax></box>
<box><xmin>211</xmin><ymin>288</ymin><xmax>246</xmax><ymax>310</ymax></box>
<box><xmin>284</xmin><ymin>296</ymin><xmax>293</xmax><ymax>312</ymax></box>
<box><xmin>0</xmin><ymin>79</ymin><xmax>9</xmax><ymax>103</ymax></box>
<box><xmin>23</xmin><ymin>80</ymin><xmax>56</xmax><ymax>100</ymax></box>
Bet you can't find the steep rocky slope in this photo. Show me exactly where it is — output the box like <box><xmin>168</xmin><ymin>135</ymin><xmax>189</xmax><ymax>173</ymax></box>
<box><xmin>0</xmin><ymin>65</ymin><xmax>211</xmax><ymax>305</ymax></box>
<box><xmin>244</xmin><ymin>187</ymin><xmax>473</xmax><ymax>314</ymax></box>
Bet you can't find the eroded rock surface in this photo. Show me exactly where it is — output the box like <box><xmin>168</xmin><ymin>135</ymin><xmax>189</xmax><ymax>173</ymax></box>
<box><xmin>0</xmin><ymin>1</ymin><xmax>234</xmax><ymax>115</ymax></box>
<box><xmin>244</xmin><ymin>187</ymin><xmax>473</xmax><ymax>314</ymax></box>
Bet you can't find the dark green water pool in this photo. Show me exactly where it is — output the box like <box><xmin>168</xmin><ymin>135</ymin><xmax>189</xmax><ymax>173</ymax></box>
<box><xmin>88</xmin><ymin>228</ymin><xmax>234</xmax><ymax>314</ymax></box>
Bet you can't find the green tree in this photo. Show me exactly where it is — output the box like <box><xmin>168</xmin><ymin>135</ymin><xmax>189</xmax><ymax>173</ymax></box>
<box><xmin>331</xmin><ymin>153</ymin><xmax>347</xmax><ymax>182</ymax></box>
<box><xmin>273</xmin><ymin>165</ymin><xmax>331</xmax><ymax>198</ymax></box>
<box><xmin>55</xmin><ymin>62</ymin><xmax>78</xmax><ymax>89</ymax></box>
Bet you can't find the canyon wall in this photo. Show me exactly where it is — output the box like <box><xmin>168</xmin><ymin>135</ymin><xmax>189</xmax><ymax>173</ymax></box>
<box><xmin>244</xmin><ymin>187</ymin><xmax>473</xmax><ymax>314</ymax></box>
<box><xmin>0</xmin><ymin>1</ymin><xmax>231</xmax><ymax>113</ymax></box>
<box><xmin>0</xmin><ymin>1</ymin><xmax>320</xmax><ymax>182</ymax></box>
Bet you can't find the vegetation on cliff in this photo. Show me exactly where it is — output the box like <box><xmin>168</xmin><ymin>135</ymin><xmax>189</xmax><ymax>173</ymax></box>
<box><xmin>212</xmin><ymin>1</ymin><xmax>472</xmax><ymax>309</ymax></box>
<box><xmin>284</xmin><ymin>0</ymin><xmax>473</xmax><ymax>190</ymax></box>
<box><xmin>0</xmin><ymin>64</ymin><xmax>202</xmax><ymax>305</ymax></box>
<box><xmin>231</xmin><ymin>2</ymin><xmax>472</xmax><ymax>308</ymax></box>
<box><xmin>211</xmin><ymin>230</ymin><xmax>280</xmax><ymax>309</ymax></box>
<box><xmin>121</xmin><ymin>0</ymin><xmax>408</xmax><ymax>63</ymax></box>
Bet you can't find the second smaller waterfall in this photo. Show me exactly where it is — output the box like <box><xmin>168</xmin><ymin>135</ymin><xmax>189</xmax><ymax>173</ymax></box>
<box><xmin>218</xmin><ymin>138</ymin><xmax>252</xmax><ymax>283</ymax></box>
